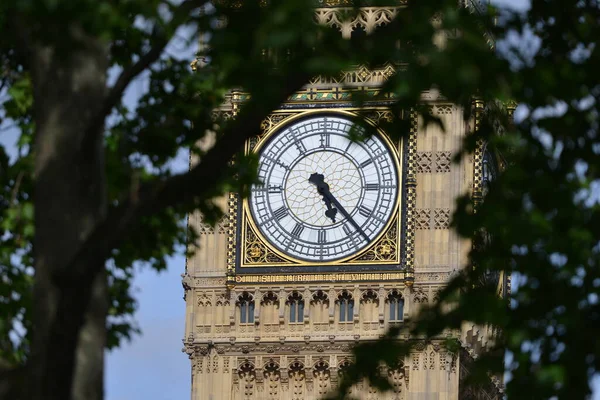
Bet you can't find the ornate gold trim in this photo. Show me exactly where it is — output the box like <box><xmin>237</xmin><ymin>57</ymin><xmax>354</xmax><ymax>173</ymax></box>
<box><xmin>235</xmin><ymin>271</ymin><xmax>405</xmax><ymax>284</ymax></box>
<box><xmin>472</xmin><ymin>99</ymin><xmax>485</xmax><ymax>211</ymax></box>
<box><xmin>403</xmin><ymin>108</ymin><xmax>418</xmax><ymax>285</ymax></box>
<box><xmin>239</xmin><ymin>109</ymin><xmax>403</xmax><ymax>267</ymax></box>
<box><xmin>226</xmin><ymin>192</ymin><xmax>238</xmax><ymax>289</ymax></box>
<box><xmin>231</xmin><ymin>86</ymin><xmax>399</xmax><ymax>105</ymax></box>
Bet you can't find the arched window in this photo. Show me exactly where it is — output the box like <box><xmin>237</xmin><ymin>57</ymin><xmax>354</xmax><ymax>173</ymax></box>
<box><xmin>338</xmin><ymin>291</ymin><xmax>354</xmax><ymax>322</ymax></box>
<box><xmin>215</xmin><ymin>294</ymin><xmax>229</xmax><ymax>326</ymax></box>
<box><xmin>288</xmin><ymin>292</ymin><xmax>304</xmax><ymax>323</ymax></box>
<box><xmin>197</xmin><ymin>294</ymin><xmax>212</xmax><ymax>327</ymax></box>
<box><xmin>360</xmin><ymin>289</ymin><xmax>379</xmax><ymax>322</ymax></box>
<box><xmin>311</xmin><ymin>290</ymin><xmax>329</xmax><ymax>323</ymax></box>
<box><xmin>387</xmin><ymin>290</ymin><xmax>404</xmax><ymax>321</ymax></box>
<box><xmin>261</xmin><ymin>291</ymin><xmax>279</xmax><ymax>324</ymax></box>
<box><xmin>238</xmin><ymin>292</ymin><xmax>255</xmax><ymax>324</ymax></box>
<box><xmin>337</xmin><ymin>359</ymin><xmax>352</xmax><ymax>378</ymax></box>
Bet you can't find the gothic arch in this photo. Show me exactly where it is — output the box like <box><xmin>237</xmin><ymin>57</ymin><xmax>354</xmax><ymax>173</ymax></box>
<box><xmin>311</xmin><ymin>290</ymin><xmax>329</xmax><ymax>304</ymax></box>
<box><xmin>387</xmin><ymin>289</ymin><xmax>405</xmax><ymax>322</ymax></box>
<box><xmin>337</xmin><ymin>290</ymin><xmax>354</xmax><ymax>322</ymax></box>
<box><xmin>313</xmin><ymin>360</ymin><xmax>331</xmax><ymax>397</ymax></box>
<box><xmin>263</xmin><ymin>360</ymin><xmax>281</xmax><ymax>400</ymax></box>
<box><xmin>287</xmin><ymin>291</ymin><xmax>305</xmax><ymax>323</ymax></box>
<box><xmin>289</xmin><ymin>361</ymin><xmax>306</xmax><ymax>400</ymax></box>
<box><xmin>237</xmin><ymin>361</ymin><xmax>256</xmax><ymax>400</ymax></box>
<box><xmin>310</xmin><ymin>290</ymin><xmax>329</xmax><ymax>323</ymax></box>
<box><xmin>261</xmin><ymin>291</ymin><xmax>279</xmax><ymax>324</ymax></box>
<box><xmin>261</xmin><ymin>291</ymin><xmax>278</xmax><ymax>304</ymax></box>
<box><xmin>237</xmin><ymin>292</ymin><xmax>255</xmax><ymax>324</ymax></box>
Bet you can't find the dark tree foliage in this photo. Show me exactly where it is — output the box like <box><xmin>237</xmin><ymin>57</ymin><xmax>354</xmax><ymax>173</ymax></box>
<box><xmin>0</xmin><ymin>0</ymin><xmax>598</xmax><ymax>399</ymax></box>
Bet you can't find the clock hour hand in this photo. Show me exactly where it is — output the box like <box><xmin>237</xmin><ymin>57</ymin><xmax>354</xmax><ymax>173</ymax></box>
<box><xmin>308</xmin><ymin>173</ymin><xmax>338</xmax><ymax>223</ymax></box>
<box><xmin>308</xmin><ymin>173</ymin><xmax>370</xmax><ymax>242</ymax></box>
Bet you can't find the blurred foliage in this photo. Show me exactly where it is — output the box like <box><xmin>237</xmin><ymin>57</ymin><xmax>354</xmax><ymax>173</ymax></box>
<box><xmin>0</xmin><ymin>0</ymin><xmax>599</xmax><ymax>399</ymax></box>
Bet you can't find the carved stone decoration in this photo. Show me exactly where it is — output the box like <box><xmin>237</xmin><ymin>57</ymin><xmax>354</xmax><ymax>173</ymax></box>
<box><xmin>404</xmin><ymin>109</ymin><xmax>418</xmax><ymax>283</ymax></box>
<box><xmin>257</xmin><ymin>113</ymin><xmax>298</xmax><ymax>146</ymax></box>
<box><xmin>416</xmin><ymin>151</ymin><xmax>433</xmax><ymax>173</ymax></box>
<box><xmin>472</xmin><ymin>99</ymin><xmax>485</xmax><ymax>210</ymax></box>
<box><xmin>434</xmin><ymin>209</ymin><xmax>450</xmax><ymax>229</ymax></box>
<box><xmin>412</xmin><ymin>287</ymin><xmax>428</xmax><ymax>303</ymax></box>
<box><xmin>388</xmin><ymin>367</ymin><xmax>404</xmax><ymax>399</ymax></box>
<box><xmin>314</xmin><ymin>7</ymin><xmax>402</xmax><ymax>38</ymax></box>
<box><xmin>415</xmin><ymin>151</ymin><xmax>452</xmax><ymax>174</ymax></box>
<box><xmin>428</xmin><ymin>350</ymin><xmax>436</xmax><ymax>370</ymax></box>
<box><xmin>224</xmin><ymin>357</ymin><xmax>230</xmax><ymax>374</ymax></box>
<box><xmin>415</xmin><ymin>208</ymin><xmax>450</xmax><ymax>230</ymax></box>
<box><xmin>263</xmin><ymin>361</ymin><xmax>281</xmax><ymax>400</ymax></box>
<box><xmin>243</xmin><ymin>220</ymin><xmax>289</xmax><ymax>265</ymax></box>
<box><xmin>195</xmin><ymin>212</ymin><xmax>215</xmax><ymax>235</ymax></box>
<box><xmin>197</xmin><ymin>293</ymin><xmax>211</xmax><ymax>307</ymax></box>
<box><xmin>212</xmin><ymin>354</ymin><xmax>219</xmax><ymax>373</ymax></box>
<box><xmin>439</xmin><ymin>351</ymin><xmax>448</xmax><ymax>371</ymax></box>
<box><xmin>238</xmin><ymin>361</ymin><xmax>256</xmax><ymax>400</ymax></box>
<box><xmin>367</xmin><ymin>381</ymin><xmax>379</xmax><ymax>400</ymax></box>
<box><xmin>313</xmin><ymin>360</ymin><xmax>331</xmax><ymax>396</ymax></box>
<box><xmin>362</xmin><ymin>109</ymin><xmax>395</xmax><ymax>125</ymax></box>
<box><xmin>226</xmin><ymin>192</ymin><xmax>238</xmax><ymax>288</ymax></box>
<box><xmin>412</xmin><ymin>353</ymin><xmax>420</xmax><ymax>370</ymax></box>
<box><xmin>289</xmin><ymin>361</ymin><xmax>306</xmax><ymax>400</ymax></box>
<box><xmin>434</xmin><ymin>104</ymin><xmax>453</xmax><ymax>115</ymax></box>
<box><xmin>415</xmin><ymin>209</ymin><xmax>431</xmax><ymax>230</ymax></box>
<box><xmin>194</xmin><ymin>356</ymin><xmax>204</xmax><ymax>375</ymax></box>
<box><xmin>351</xmin><ymin>215</ymin><xmax>399</xmax><ymax>263</ymax></box>
<box><xmin>181</xmin><ymin>273</ymin><xmax>193</xmax><ymax>300</ymax></box>
<box><xmin>435</xmin><ymin>151</ymin><xmax>452</xmax><ymax>173</ymax></box>
<box><xmin>432</xmin><ymin>288</ymin><xmax>442</xmax><ymax>303</ymax></box>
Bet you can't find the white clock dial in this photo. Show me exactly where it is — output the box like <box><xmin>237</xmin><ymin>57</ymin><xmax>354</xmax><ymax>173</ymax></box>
<box><xmin>249</xmin><ymin>115</ymin><xmax>399</xmax><ymax>262</ymax></box>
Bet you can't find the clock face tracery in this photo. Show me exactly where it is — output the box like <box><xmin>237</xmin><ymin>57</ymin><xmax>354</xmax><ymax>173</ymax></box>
<box><xmin>248</xmin><ymin>115</ymin><xmax>399</xmax><ymax>262</ymax></box>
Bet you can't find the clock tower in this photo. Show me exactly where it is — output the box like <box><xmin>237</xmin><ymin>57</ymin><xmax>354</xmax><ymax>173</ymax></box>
<box><xmin>182</xmin><ymin>2</ymin><xmax>505</xmax><ymax>399</ymax></box>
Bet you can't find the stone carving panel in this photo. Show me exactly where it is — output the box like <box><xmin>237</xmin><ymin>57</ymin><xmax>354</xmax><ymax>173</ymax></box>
<box><xmin>415</xmin><ymin>151</ymin><xmax>452</xmax><ymax>173</ymax></box>
<box><xmin>414</xmin><ymin>208</ymin><xmax>450</xmax><ymax>230</ymax></box>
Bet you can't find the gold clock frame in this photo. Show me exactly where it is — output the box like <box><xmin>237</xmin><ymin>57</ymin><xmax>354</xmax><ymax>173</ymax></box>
<box><xmin>225</xmin><ymin>105</ymin><xmax>418</xmax><ymax>286</ymax></box>
<box><xmin>233</xmin><ymin>107</ymin><xmax>408</xmax><ymax>267</ymax></box>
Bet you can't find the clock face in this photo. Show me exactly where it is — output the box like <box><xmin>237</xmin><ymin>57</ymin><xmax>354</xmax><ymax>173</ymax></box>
<box><xmin>249</xmin><ymin>115</ymin><xmax>399</xmax><ymax>262</ymax></box>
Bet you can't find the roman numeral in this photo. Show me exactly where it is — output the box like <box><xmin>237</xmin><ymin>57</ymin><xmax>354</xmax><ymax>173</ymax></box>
<box><xmin>365</xmin><ymin>183</ymin><xmax>379</xmax><ymax>191</ymax></box>
<box><xmin>342</xmin><ymin>224</ymin><xmax>352</xmax><ymax>236</ymax></box>
<box><xmin>295</xmin><ymin>139</ymin><xmax>307</xmax><ymax>153</ymax></box>
<box><xmin>273</xmin><ymin>206</ymin><xmax>288</xmax><ymax>221</ymax></box>
<box><xmin>360</xmin><ymin>159</ymin><xmax>373</xmax><ymax>168</ymax></box>
<box><xmin>318</xmin><ymin>230</ymin><xmax>327</xmax><ymax>244</ymax></box>
<box><xmin>268</xmin><ymin>185</ymin><xmax>283</xmax><ymax>193</ymax></box>
<box><xmin>320</xmin><ymin>133</ymin><xmax>330</xmax><ymax>148</ymax></box>
<box><xmin>358</xmin><ymin>205</ymin><xmax>372</xmax><ymax>218</ymax></box>
<box><xmin>276</xmin><ymin>160</ymin><xmax>289</xmax><ymax>170</ymax></box>
<box><xmin>291</xmin><ymin>223</ymin><xmax>304</xmax><ymax>238</ymax></box>
<box><xmin>344</xmin><ymin>140</ymin><xmax>353</xmax><ymax>153</ymax></box>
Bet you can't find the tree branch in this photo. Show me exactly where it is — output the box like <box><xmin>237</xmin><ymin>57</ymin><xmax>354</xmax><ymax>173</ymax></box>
<box><xmin>87</xmin><ymin>0</ymin><xmax>205</xmax><ymax>139</ymax></box>
<box><xmin>46</xmin><ymin>70</ymin><xmax>310</xmax><ymax>397</ymax></box>
<box><xmin>74</xmin><ymin>70</ymin><xmax>308</xmax><ymax>280</ymax></box>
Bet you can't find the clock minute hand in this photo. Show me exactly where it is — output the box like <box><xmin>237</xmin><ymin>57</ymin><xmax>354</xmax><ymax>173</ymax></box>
<box><xmin>322</xmin><ymin>189</ymin><xmax>370</xmax><ymax>243</ymax></box>
<box><xmin>308</xmin><ymin>173</ymin><xmax>370</xmax><ymax>243</ymax></box>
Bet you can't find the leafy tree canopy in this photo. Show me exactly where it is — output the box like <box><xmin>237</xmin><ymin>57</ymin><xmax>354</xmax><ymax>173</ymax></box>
<box><xmin>0</xmin><ymin>0</ymin><xmax>599</xmax><ymax>399</ymax></box>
